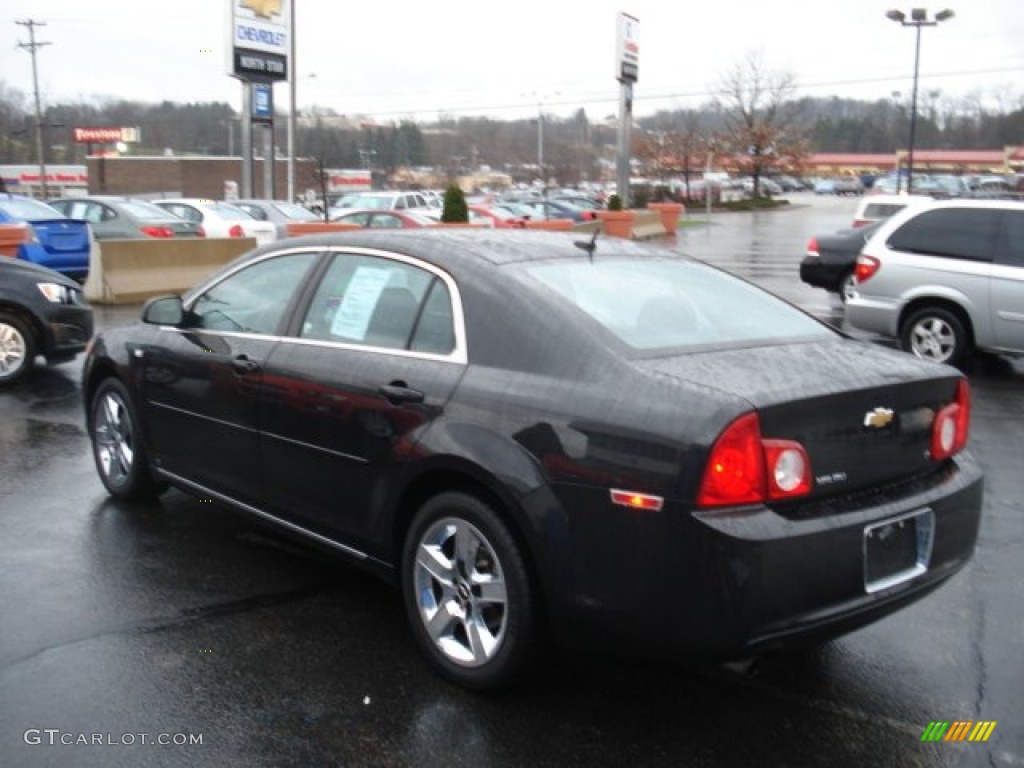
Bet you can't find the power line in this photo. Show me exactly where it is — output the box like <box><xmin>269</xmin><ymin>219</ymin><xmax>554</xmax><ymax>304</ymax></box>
<box><xmin>16</xmin><ymin>18</ymin><xmax>52</xmax><ymax>198</ymax></box>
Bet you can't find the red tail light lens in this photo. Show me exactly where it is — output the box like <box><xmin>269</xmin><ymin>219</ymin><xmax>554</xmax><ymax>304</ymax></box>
<box><xmin>228</xmin><ymin>224</ymin><xmax>245</xmax><ymax>237</ymax></box>
<box><xmin>139</xmin><ymin>226</ymin><xmax>174</xmax><ymax>238</ymax></box>
<box><xmin>851</xmin><ymin>219</ymin><xmax>868</xmax><ymax>228</ymax></box>
<box><xmin>698</xmin><ymin>413</ymin><xmax>766</xmax><ymax>507</ymax></box>
<box><xmin>698</xmin><ymin>413</ymin><xmax>812</xmax><ymax>508</ymax></box>
<box><xmin>855</xmin><ymin>255</ymin><xmax>880</xmax><ymax>283</ymax></box>
<box><xmin>805</xmin><ymin>238</ymin><xmax>820</xmax><ymax>256</ymax></box>
<box><xmin>931</xmin><ymin>379</ymin><xmax>971</xmax><ymax>460</ymax></box>
<box><xmin>197</xmin><ymin>226</ymin><xmax>206</xmax><ymax>238</ymax></box>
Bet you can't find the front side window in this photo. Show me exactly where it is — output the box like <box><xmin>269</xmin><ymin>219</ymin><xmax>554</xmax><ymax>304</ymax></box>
<box><xmin>300</xmin><ymin>253</ymin><xmax>455</xmax><ymax>354</ymax></box>
<box><xmin>189</xmin><ymin>252</ymin><xmax>317</xmax><ymax>334</ymax></box>
<box><xmin>888</xmin><ymin>208</ymin><xmax>1001</xmax><ymax>262</ymax></box>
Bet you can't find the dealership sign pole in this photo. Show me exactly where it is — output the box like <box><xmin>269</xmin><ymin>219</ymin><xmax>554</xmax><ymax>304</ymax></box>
<box><xmin>615</xmin><ymin>13</ymin><xmax>638</xmax><ymax>208</ymax></box>
<box><xmin>228</xmin><ymin>0</ymin><xmax>291</xmax><ymax>199</ymax></box>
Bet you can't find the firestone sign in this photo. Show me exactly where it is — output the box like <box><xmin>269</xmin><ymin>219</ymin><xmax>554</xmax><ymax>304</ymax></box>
<box><xmin>72</xmin><ymin>127</ymin><xmax>141</xmax><ymax>144</ymax></box>
<box><xmin>229</xmin><ymin>0</ymin><xmax>291</xmax><ymax>82</ymax></box>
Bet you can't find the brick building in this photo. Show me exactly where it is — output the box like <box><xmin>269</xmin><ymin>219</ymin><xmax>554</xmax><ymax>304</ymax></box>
<box><xmin>83</xmin><ymin>155</ymin><xmax>321</xmax><ymax>200</ymax></box>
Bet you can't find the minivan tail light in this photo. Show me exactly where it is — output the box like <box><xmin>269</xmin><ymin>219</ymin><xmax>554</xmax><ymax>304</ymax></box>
<box><xmin>855</xmin><ymin>254</ymin><xmax>881</xmax><ymax>284</ymax></box>
<box><xmin>697</xmin><ymin>413</ymin><xmax>814</xmax><ymax>509</ymax></box>
<box><xmin>931</xmin><ymin>379</ymin><xmax>970</xmax><ymax>460</ymax></box>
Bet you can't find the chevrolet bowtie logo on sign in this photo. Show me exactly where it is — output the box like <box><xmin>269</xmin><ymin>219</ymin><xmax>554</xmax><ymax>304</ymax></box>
<box><xmin>863</xmin><ymin>407</ymin><xmax>895</xmax><ymax>429</ymax></box>
<box><xmin>921</xmin><ymin>721</ymin><xmax>997</xmax><ymax>742</ymax></box>
<box><xmin>241</xmin><ymin>0</ymin><xmax>282</xmax><ymax>19</ymax></box>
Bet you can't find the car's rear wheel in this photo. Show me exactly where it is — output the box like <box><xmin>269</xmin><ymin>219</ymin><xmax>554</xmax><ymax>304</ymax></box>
<box><xmin>900</xmin><ymin>306</ymin><xmax>971</xmax><ymax>369</ymax></box>
<box><xmin>89</xmin><ymin>378</ymin><xmax>167</xmax><ymax>501</ymax></box>
<box><xmin>839</xmin><ymin>270</ymin><xmax>857</xmax><ymax>304</ymax></box>
<box><xmin>0</xmin><ymin>311</ymin><xmax>35</xmax><ymax>386</ymax></box>
<box><xmin>402</xmin><ymin>492</ymin><xmax>540</xmax><ymax>690</ymax></box>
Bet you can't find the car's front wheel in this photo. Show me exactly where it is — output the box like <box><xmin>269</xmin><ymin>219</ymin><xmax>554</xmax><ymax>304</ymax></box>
<box><xmin>0</xmin><ymin>311</ymin><xmax>36</xmax><ymax>386</ymax></box>
<box><xmin>89</xmin><ymin>378</ymin><xmax>167</xmax><ymax>501</ymax></box>
<box><xmin>900</xmin><ymin>306</ymin><xmax>971</xmax><ymax>369</ymax></box>
<box><xmin>402</xmin><ymin>492</ymin><xmax>541</xmax><ymax>690</ymax></box>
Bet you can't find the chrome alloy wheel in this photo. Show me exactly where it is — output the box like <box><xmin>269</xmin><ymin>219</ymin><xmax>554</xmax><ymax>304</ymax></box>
<box><xmin>413</xmin><ymin>517</ymin><xmax>509</xmax><ymax>667</ymax></box>
<box><xmin>908</xmin><ymin>315</ymin><xmax>957</xmax><ymax>363</ymax></box>
<box><xmin>93</xmin><ymin>390</ymin><xmax>136</xmax><ymax>488</ymax></box>
<box><xmin>0</xmin><ymin>320</ymin><xmax>28</xmax><ymax>379</ymax></box>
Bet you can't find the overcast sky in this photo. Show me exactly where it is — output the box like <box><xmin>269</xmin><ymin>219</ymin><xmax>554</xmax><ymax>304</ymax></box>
<box><xmin>3</xmin><ymin>0</ymin><xmax>1023</xmax><ymax>122</ymax></box>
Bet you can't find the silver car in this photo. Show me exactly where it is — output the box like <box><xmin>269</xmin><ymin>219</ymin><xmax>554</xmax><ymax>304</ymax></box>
<box><xmin>846</xmin><ymin>199</ymin><xmax>1024</xmax><ymax>369</ymax></box>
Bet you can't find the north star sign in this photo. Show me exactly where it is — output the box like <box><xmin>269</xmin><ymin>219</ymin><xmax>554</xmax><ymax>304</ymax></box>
<box><xmin>229</xmin><ymin>0</ymin><xmax>290</xmax><ymax>82</ymax></box>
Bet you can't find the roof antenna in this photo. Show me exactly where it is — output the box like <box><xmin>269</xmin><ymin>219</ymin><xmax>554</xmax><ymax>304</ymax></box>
<box><xmin>573</xmin><ymin>229</ymin><xmax>599</xmax><ymax>262</ymax></box>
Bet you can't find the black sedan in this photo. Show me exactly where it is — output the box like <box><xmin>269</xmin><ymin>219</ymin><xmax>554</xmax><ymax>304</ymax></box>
<box><xmin>82</xmin><ymin>230</ymin><xmax>983</xmax><ymax>689</ymax></box>
<box><xmin>0</xmin><ymin>257</ymin><xmax>94</xmax><ymax>385</ymax></box>
<box><xmin>799</xmin><ymin>219</ymin><xmax>884</xmax><ymax>302</ymax></box>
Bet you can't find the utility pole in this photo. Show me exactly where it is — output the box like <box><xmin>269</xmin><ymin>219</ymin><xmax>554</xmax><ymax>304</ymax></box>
<box><xmin>16</xmin><ymin>19</ymin><xmax>51</xmax><ymax>199</ymax></box>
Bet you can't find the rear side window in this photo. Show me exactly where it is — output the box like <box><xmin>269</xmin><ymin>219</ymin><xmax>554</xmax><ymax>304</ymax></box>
<box><xmin>1000</xmin><ymin>210</ymin><xmax>1024</xmax><ymax>268</ymax></box>
<box><xmin>300</xmin><ymin>253</ymin><xmax>455</xmax><ymax>355</ymax></box>
<box><xmin>888</xmin><ymin>208</ymin><xmax>1000</xmax><ymax>262</ymax></box>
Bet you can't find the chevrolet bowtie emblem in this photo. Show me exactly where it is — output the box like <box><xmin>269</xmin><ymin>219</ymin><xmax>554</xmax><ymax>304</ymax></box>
<box><xmin>241</xmin><ymin>0</ymin><xmax>282</xmax><ymax>19</ymax></box>
<box><xmin>863</xmin><ymin>407</ymin><xmax>895</xmax><ymax>429</ymax></box>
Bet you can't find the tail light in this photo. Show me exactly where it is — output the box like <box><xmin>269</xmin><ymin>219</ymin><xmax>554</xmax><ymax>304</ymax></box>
<box><xmin>931</xmin><ymin>378</ymin><xmax>970</xmax><ymax>461</ymax></box>
<box><xmin>228</xmin><ymin>224</ymin><xmax>244</xmax><ymax>237</ymax></box>
<box><xmin>851</xmin><ymin>219</ymin><xmax>868</xmax><ymax>228</ymax></box>
<box><xmin>197</xmin><ymin>226</ymin><xmax>206</xmax><ymax>238</ymax></box>
<box><xmin>697</xmin><ymin>413</ymin><xmax>812</xmax><ymax>508</ymax></box>
<box><xmin>805</xmin><ymin>237</ymin><xmax>820</xmax><ymax>256</ymax></box>
<box><xmin>855</xmin><ymin>254</ymin><xmax>881</xmax><ymax>284</ymax></box>
<box><xmin>140</xmin><ymin>226</ymin><xmax>174</xmax><ymax>238</ymax></box>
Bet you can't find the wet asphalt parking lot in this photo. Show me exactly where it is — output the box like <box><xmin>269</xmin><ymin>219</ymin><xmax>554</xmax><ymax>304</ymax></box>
<box><xmin>1</xmin><ymin>193</ymin><xmax>1022</xmax><ymax>767</ymax></box>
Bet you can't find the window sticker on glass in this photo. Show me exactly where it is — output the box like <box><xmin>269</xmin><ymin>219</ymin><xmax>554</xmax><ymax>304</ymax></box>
<box><xmin>330</xmin><ymin>266</ymin><xmax>393</xmax><ymax>340</ymax></box>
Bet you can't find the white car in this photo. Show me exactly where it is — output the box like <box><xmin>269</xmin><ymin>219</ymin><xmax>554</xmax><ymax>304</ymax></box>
<box><xmin>328</xmin><ymin>191</ymin><xmax>432</xmax><ymax>221</ymax></box>
<box><xmin>154</xmin><ymin>199</ymin><xmax>276</xmax><ymax>245</ymax></box>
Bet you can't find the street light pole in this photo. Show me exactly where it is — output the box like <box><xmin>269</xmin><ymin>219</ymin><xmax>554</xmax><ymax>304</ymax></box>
<box><xmin>287</xmin><ymin>0</ymin><xmax>296</xmax><ymax>202</ymax></box>
<box><xmin>886</xmin><ymin>8</ymin><xmax>954</xmax><ymax>195</ymax></box>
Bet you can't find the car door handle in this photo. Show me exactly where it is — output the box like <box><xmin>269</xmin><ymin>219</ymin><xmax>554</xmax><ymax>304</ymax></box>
<box><xmin>231</xmin><ymin>356</ymin><xmax>261</xmax><ymax>374</ymax></box>
<box><xmin>378</xmin><ymin>383</ymin><xmax>424</xmax><ymax>405</ymax></box>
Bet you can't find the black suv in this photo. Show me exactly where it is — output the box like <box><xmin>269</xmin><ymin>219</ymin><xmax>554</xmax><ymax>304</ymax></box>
<box><xmin>0</xmin><ymin>258</ymin><xmax>94</xmax><ymax>385</ymax></box>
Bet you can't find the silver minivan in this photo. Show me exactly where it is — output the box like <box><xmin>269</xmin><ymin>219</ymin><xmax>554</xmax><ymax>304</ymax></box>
<box><xmin>846</xmin><ymin>199</ymin><xmax>1024</xmax><ymax>368</ymax></box>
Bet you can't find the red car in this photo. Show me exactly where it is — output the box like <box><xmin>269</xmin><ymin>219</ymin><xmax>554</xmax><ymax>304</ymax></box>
<box><xmin>468</xmin><ymin>204</ymin><xmax>526</xmax><ymax>228</ymax></box>
<box><xmin>332</xmin><ymin>209</ymin><xmax>440</xmax><ymax>229</ymax></box>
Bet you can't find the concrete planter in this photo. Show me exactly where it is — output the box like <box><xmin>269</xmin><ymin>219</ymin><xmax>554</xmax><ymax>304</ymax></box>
<box><xmin>596</xmin><ymin>210</ymin><xmax>635</xmax><ymax>239</ymax></box>
<box><xmin>524</xmin><ymin>219</ymin><xmax>574</xmax><ymax>231</ymax></box>
<box><xmin>647</xmin><ymin>202</ymin><xmax>685</xmax><ymax>235</ymax></box>
<box><xmin>0</xmin><ymin>224</ymin><xmax>28</xmax><ymax>257</ymax></box>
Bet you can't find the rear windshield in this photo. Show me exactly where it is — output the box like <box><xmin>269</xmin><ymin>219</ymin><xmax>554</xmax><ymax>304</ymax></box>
<box><xmin>122</xmin><ymin>201</ymin><xmax>182</xmax><ymax>220</ymax></box>
<box><xmin>525</xmin><ymin>258</ymin><xmax>833</xmax><ymax>353</ymax></box>
<box><xmin>0</xmin><ymin>197</ymin><xmax>65</xmax><ymax>221</ymax></box>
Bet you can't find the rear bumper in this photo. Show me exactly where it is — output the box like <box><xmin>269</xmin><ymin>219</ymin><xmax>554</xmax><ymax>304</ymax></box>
<box><xmin>800</xmin><ymin>255</ymin><xmax>845</xmax><ymax>291</ymax></box>
<box><xmin>845</xmin><ymin>294</ymin><xmax>903</xmax><ymax>338</ymax></box>
<box><xmin>548</xmin><ymin>452</ymin><xmax>984</xmax><ymax>662</ymax></box>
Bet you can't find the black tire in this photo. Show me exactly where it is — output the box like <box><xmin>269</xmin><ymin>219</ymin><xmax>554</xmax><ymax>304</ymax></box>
<box><xmin>839</xmin><ymin>270</ymin><xmax>857</xmax><ymax>304</ymax></box>
<box><xmin>89</xmin><ymin>377</ymin><xmax>167</xmax><ymax>501</ymax></box>
<box><xmin>900</xmin><ymin>306</ymin><xmax>971</xmax><ymax>369</ymax></box>
<box><xmin>0</xmin><ymin>311</ymin><xmax>36</xmax><ymax>386</ymax></box>
<box><xmin>402</xmin><ymin>492</ymin><xmax>541</xmax><ymax>690</ymax></box>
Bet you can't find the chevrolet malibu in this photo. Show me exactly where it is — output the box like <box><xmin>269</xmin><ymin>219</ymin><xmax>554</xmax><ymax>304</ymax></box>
<box><xmin>82</xmin><ymin>230</ymin><xmax>983</xmax><ymax>689</ymax></box>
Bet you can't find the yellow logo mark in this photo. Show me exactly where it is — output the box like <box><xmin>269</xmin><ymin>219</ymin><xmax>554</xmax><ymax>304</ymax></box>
<box><xmin>863</xmin><ymin>407</ymin><xmax>895</xmax><ymax>429</ymax></box>
<box><xmin>241</xmin><ymin>0</ymin><xmax>282</xmax><ymax>19</ymax></box>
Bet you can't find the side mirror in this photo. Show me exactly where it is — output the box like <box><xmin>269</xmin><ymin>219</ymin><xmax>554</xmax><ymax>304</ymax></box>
<box><xmin>142</xmin><ymin>295</ymin><xmax>185</xmax><ymax>326</ymax></box>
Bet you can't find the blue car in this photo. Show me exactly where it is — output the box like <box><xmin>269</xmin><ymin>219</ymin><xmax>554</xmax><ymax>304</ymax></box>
<box><xmin>0</xmin><ymin>194</ymin><xmax>91</xmax><ymax>280</ymax></box>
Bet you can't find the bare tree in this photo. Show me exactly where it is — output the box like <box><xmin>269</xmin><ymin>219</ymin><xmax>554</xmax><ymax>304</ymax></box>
<box><xmin>714</xmin><ymin>51</ymin><xmax>804</xmax><ymax>197</ymax></box>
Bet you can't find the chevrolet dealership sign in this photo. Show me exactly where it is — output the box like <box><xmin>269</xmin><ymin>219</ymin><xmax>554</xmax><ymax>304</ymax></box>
<box><xmin>229</xmin><ymin>0</ymin><xmax>290</xmax><ymax>82</ymax></box>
